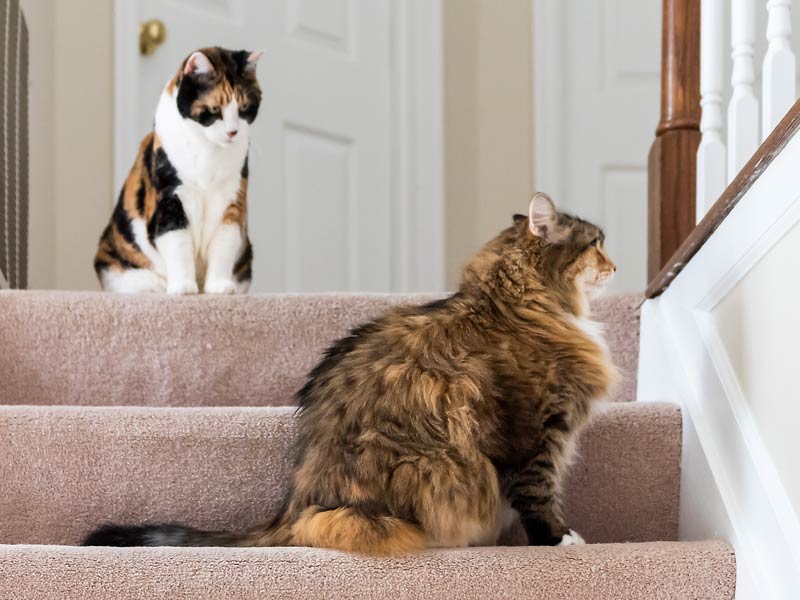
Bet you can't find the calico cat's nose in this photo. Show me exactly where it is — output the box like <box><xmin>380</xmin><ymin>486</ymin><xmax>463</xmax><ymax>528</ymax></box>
<box><xmin>227</xmin><ymin>130</ymin><xmax>238</xmax><ymax>139</ymax></box>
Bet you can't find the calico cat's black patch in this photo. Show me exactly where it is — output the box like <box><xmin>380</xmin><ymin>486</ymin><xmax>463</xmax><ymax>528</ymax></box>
<box><xmin>135</xmin><ymin>180</ymin><xmax>146</xmax><ymax>215</ymax></box>
<box><xmin>147</xmin><ymin>150</ymin><xmax>186</xmax><ymax>241</ymax></box>
<box><xmin>153</xmin><ymin>148</ymin><xmax>180</xmax><ymax>191</ymax></box>
<box><xmin>233</xmin><ymin>240</ymin><xmax>253</xmax><ymax>283</ymax></box>
<box><xmin>112</xmin><ymin>198</ymin><xmax>137</xmax><ymax>247</ymax></box>
<box><xmin>148</xmin><ymin>194</ymin><xmax>188</xmax><ymax>242</ymax></box>
<box><xmin>176</xmin><ymin>75</ymin><xmax>215</xmax><ymax>122</ymax></box>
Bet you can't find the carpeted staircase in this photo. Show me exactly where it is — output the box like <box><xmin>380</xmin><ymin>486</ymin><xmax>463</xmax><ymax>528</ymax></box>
<box><xmin>0</xmin><ymin>291</ymin><xmax>736</xmax><ymax>599</ymax></box>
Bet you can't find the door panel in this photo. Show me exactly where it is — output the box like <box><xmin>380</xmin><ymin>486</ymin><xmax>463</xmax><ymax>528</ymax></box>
<box><xmin>535</xmin><ymin>0</ymin><xmax>661</xmax><ymax>293</ymax></box>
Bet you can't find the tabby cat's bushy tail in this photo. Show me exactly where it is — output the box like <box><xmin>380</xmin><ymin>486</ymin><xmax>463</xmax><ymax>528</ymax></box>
<box><xmin>80</xmin><ymin>520</ymin><xmax>290</xmax><ymax>548</ymax></box>
<box><xmin>80</xmin><ymin>505</ymin><xmax>426</xmax><ymax>555</ymax></box>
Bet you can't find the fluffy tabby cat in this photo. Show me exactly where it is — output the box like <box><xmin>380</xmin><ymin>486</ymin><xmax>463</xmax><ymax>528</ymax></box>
<box><xmin>94</xmin><ymin>47</ymin><xmax>262</xmax><ymax>294</ymax></box>
<box><xmin>84</xmin><ymin>193</ymin><xmax>618</xmax><ymax>554</ymax></box>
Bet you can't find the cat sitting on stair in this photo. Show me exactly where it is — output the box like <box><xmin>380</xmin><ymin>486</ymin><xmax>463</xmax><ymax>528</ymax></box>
<box><xmin>94</xmin><ymin>47</ymin><xmax>262</xmax><ymax>294</ymax></box>
<box><xmin>84</xmin><ymin>193</ymin><xmax>620</xmax><ymax>555</ymax></box>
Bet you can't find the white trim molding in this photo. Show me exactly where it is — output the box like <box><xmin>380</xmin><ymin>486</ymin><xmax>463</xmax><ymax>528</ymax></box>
<box><xmin>113</xmin><ymin>0</ymin><xmax>139</xmax><ymax>195</ymax></box>
<box><xmin>531</xmin><ymin>0</ymin><xmax>564</xmax><ymax>201</ymax></box>
<box><xmin>389</xmin><ymin>0</ymin><xmax>445</xmax><ymax>292</ymax></box>
<box><xmin>638</xmin><ymin>124</ymin><xmax>800</xmax><ymax>598</ymax></box>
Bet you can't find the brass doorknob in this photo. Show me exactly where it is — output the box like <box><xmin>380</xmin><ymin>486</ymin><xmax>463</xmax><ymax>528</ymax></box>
<box><xmin>139</xmin><ymin>19</ymin><xmax>167</xmax><ymax>56</ymax></box>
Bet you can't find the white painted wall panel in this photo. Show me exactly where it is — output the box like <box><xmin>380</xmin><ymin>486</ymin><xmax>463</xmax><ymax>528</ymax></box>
<box><xmin>713</xmin><ymin>221</ymin><xmax>800</xmax><ymax>510</ymax></box>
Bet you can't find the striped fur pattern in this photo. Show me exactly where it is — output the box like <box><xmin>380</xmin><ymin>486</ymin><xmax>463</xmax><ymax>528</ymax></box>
<box><xmin>83</xmin><ymin>193</ymin><xmax>619</xmax><ymax>555</ymax></box>
<box><xmin>95</xmin><ymin>47</ymin><xmax>261</xmax><ymax>294</ymax></box>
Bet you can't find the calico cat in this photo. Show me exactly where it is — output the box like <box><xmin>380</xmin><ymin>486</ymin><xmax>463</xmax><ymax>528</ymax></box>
<box><xmin>84</xmin><ymin>193</ymin><xmax>619</xmax><ymax>554</ymax></box>
<box><xmin>94</xmin><ymin>47</ymin><xmax>262</xmax><ymax>294</ymax></box>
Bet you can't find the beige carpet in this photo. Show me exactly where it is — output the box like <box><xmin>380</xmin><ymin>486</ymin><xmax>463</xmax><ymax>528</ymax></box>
<box><xmin>0</xmin><ymin>403</ymin><xmax>679</xmax><ymax>546</ymax></box>
<box><xmin>0</xmin><ymin>291</ymin><xmax>734</xmax><ymax>599</ymax></box>
<box><xmin>0</xmin><ymin>291</ymin><xmax>641</xmax><ymax>407</ymax></box>
<box><xmin>0</xmin><ymin>542</ymin><xmax>735</xmax><ymax>600</ymax></box>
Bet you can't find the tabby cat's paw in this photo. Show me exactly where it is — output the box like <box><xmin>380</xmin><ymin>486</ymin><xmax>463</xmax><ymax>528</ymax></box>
<box><xmin>167</xmin><ymin>280</ymin><xmax>199</xmax><ymax>295</ymax></box>
<box><xmin>204</xmin><ymin>279</ymin><xmax>238</xmax><ymax>295</ymax></box>
<box><xmin>558</xmin><ymin>530</ymin><xmax>586</xmax><ymax>546</ymax></box>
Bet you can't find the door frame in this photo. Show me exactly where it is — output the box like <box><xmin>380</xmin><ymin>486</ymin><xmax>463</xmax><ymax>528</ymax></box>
<box><xmin>113</xmin><ymin>0</ymin><xmax>444</xmax><ymax>292</ymax></box>
<box><xmin>531</xmin><ymin>0</ymin><xmax>565</xmax><ymax>202</ymax></box>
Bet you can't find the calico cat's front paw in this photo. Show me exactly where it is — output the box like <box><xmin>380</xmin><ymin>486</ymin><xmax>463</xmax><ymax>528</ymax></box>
<box><xmin>167</xmin><ymin>280</ymin><xmax>199</xmax><ymax>295</ymax></box>
<box><xmin>204</xmin><ymin>279</ymin><xmax>238</xmax><ymax>295</ymax></box>
<box><xmin>557</xmin><ymin>529</ymin><xmax>586</xmax><ymax>546</ymax></box>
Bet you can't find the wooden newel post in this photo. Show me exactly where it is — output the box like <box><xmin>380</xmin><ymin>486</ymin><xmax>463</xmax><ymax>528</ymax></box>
<box><xmin>647</xmin><ymin>0</ymin><xmax>701</xmax><ymax>283</ymax></box>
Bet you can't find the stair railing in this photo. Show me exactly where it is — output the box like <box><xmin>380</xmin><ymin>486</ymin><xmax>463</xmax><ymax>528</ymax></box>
<box><xmin>648</xmin><ymin>0</ymin><xmax>799</xmax><ymax>297</ymax></box>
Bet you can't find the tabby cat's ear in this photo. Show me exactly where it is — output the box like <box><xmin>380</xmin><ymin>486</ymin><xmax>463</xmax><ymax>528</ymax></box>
<box><xmin>528</xmin><ymin>193</ymin><xmax>559</xmax><ymax>241</ymax></box>
<box><xmin>184</xmin><ymin>52</ymin><xmax>215</xmax><ymax>77</ymax></box>
<box><xmin>245</xmin><ymin>50</ymin><xmax>264</xmax><ymax>75</ymax></box>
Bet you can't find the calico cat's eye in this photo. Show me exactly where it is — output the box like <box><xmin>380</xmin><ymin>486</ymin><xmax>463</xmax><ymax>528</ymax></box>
<box><xmin>240</xmin><ymin>102</ymin><xmax>250</xmax><ymax>112</ymax></box>
<box><xmin>208</xmin><ymin>106</ymin><xmax>221</xmax><ymax>115</ymax></box>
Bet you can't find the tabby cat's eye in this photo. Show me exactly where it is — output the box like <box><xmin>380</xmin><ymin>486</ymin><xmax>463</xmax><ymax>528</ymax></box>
<box><xmin>589</xmin><ymin>238</ymin><xmax>599</xmax><ymax>247</ymax></box>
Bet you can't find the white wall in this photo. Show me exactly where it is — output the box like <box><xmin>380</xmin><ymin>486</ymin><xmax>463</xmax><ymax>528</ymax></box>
<box><xmin>52</xmin><ymin>0</ymin><xmax>114</xmax><ymax>290</ymax></box>
<box><xmin>713</xmin><ymin>221</ymin><xmax>800</xmax><ymax>511</ymax></box>
<box><xmin>20</xmin><ymin>0</ymin><xmax>55</xmax><ymax>289</ymax></box>
<box><xmin>638</xmin><ymin>124</ymin><xmax>800</xmax><ymax>598</ymax></box>
<box><xmin>443</xmin><ymin>0</ymin><xmax>534</xmax><ymax>289</ymax></box>
<box><xmin>20</xmin><ymin>0</ymin><xmax>114</xmax><ymax>290</ymax></box>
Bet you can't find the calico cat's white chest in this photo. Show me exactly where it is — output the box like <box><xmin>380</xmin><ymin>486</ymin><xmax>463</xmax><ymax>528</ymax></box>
<box><xmin>155</xmin><ymin>95</ymin><xmax>248</xmax><ymax>258</ymax></box>
<box><xmin>177</xmin><ymin>179</ymin><xmax>240</xmax><ymax>254</ymax></box>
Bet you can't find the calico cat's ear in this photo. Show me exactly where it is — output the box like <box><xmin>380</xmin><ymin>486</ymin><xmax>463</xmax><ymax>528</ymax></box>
<box><xmin>184</xmin><ymin>52</ymin><xmax>215</xmax><ymax>77</ymax></box>
<box><xmin>245</xmin><ymin>50</ymin><xmax>264</xmax><ymax>75</ymax></box>
<box><xmin>528</xmin><ymin>192</ymin><xmax>560</xmax><ymax>241</ymax></box>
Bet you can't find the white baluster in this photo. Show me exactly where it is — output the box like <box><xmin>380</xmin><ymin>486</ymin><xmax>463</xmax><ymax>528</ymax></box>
<box><xmin>697</xmin><ymin>0</ymin><xmax>727</xmax><ymax>221</ymax></box>
<box><xmin>762</xmin><ymin>0</ymin><xmax>796</xmax><ymax>137</ymax></box>
<box><xmin>728</xmin><ymin>0</ymin><xmax>760</xmax><ymax>180</ymax></box>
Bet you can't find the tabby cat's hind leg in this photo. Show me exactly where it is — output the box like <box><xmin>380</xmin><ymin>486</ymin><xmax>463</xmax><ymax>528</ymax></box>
<box><xmin>100</xmin><ymin>269</ymin><xmax>166</xmax><ymax>294</ymax></box>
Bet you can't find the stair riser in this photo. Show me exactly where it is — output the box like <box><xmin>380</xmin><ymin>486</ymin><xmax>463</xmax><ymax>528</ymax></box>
<box><xmin>0</xmin><ymin>404</ymin><xmax>679</xmax><ymax>546</ymax></box>
<box><xmin>0</xmin><ymin>292</ymin><xmax>640</xmax><ymax>407</ymax></box>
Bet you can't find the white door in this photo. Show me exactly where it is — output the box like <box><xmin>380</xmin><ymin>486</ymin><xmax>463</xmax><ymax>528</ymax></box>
<box><xmin>533</xmin><ymin>0</ymin><xmax>661</xmax><ymax>293</ymax></box>
<box><xmin>115</xmin><ymin>0</ymin><xmax>444</xmax><ymax>293</ymax></box>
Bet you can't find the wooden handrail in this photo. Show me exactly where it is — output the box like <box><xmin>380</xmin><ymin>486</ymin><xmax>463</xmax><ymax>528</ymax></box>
<box><xmin>647</xmin><ymin>0</ymin><xmax>701</xmax><ymax>283</ymax></box>
<box><xmin>646</xmin><ymin>96</ymin><xmax>800</xmax><ymax>298</ymax></box>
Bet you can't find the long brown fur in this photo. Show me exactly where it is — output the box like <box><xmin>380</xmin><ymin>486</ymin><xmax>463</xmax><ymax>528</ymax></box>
<box><xmin>83</xmin><ymin>193</ymin><xmax>618</xmax><ymax>555</ymax></box>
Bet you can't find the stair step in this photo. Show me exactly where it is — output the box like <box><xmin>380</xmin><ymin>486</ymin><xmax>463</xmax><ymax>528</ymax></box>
<box><xmin>0</xmin><ymin>403</ymin><xmax>679</xmax><ymax>546</ymax></box>
<box><xmin>0</xmin><ymin>291</ymin><xmax>641</xmax><ymax>407</ymax></box>
<box><xmin>0</xmin><ymin>541</ymin><xmax>735</xmax><ymax>600</ymax></box>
